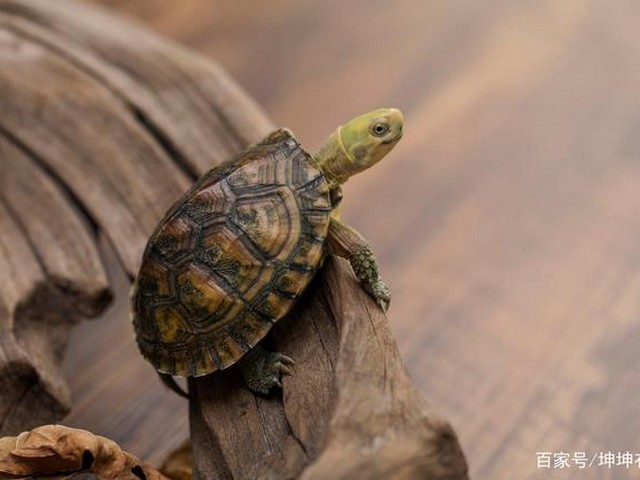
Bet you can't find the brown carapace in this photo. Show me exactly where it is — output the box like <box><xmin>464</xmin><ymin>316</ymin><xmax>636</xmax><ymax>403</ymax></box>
<box><xmin>133</xmin><ymin>130</ymin><xmax>331</xmax><ymax>377</ymax></box>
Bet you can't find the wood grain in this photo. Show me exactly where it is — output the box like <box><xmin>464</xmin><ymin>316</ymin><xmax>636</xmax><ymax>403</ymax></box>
<box><xmin>189</xmin><ymin>257</ymin><xmax>466</xmax><ymax>480</ymax></box>
<box><xmin>0</xmin><ymin>0</ymin><xmax>466</xmax><ymax>478</ymax></box>
<box><xmin>82</xmin><ymin>1</ymin><xmax>640</xmax><ymax>479</ymax></box>
<box><xmin>0</xmin><ymin>108</ymin><xmax>111</xmax><ymax>436</ymax></box>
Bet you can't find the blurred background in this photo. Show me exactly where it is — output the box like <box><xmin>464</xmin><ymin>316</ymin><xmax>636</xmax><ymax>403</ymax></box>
<box><xmin>61</xmin><ymin>1</ymin><xmax>640</xmax><ymax>478</ymax></box>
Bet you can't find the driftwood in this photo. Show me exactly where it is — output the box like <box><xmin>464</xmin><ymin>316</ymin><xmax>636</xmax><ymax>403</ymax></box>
<box><xmin>189</xmin><ymin>257</ymin><xmax>467</xmax><ymax>480</ymax></box>
<box><xmin>0</xmin><ymin>0</ymin><xmax>270</xmax><ymax>436</ymax></box>
<box><xmin>0</xmin><ymin>0</ymin><xmax>468</xmax><ymax>478</ymax></box>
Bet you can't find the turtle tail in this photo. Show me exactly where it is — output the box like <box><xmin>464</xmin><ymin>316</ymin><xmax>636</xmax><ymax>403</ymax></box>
<box><xmin>158</xmin><ymin>372</ymin><xmax>190</xmax><ymax>399</ymax></box>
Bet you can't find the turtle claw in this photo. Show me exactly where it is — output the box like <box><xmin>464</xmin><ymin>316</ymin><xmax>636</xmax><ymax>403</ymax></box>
<box><xmin>277</xmin><ymin>353</ymin><xmax>296</xmax><ymax>366</ymax></box>
<box><xmin>364</xmin><ymin>279</ymin><xmax>391</xmax><ymax>313</ymax></box>
<box><xmin>272</xmin><ymin>352</ymin><xmax>295</xmax><ymax>376</ymax></box>
<box><xmin>350</xmin><ymin>245</ymin><xmax>391</xmax><ymax>312</ymax></box>
<box><xmin>240</xmin><ymin>348</ymin><xmax>295</xmax><ymax>395</ymax></box>
<box><xmin>377</xmin><ymin>297</ymin><xmax>390</xmax><ymax>313</ymax></box>
<box><xmin>374</xmin><ymin>280</ymin><xmax>391</xmax><ymax>312</ymax></box>
<box><xmin>278</xmin><ymin>363</ymin><xmax>294</xmax><ymax>376</ymax></box>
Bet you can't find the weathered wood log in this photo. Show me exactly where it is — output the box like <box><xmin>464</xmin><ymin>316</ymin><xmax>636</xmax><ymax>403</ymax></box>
<box><xmin>0</xmin><ymin>97</ymin><xmax>112</xmax><ymax>435</ymax></box>
<box><xmin>189</xmin><ymin>257</ymin><xmax>468</xmax><ymax>480</ymax></box>
<box><xmin>0</xmin><ymin>0</ymin><xmax>271</xmax><ymax>435</ymax></box>
<box><xmin>0</xmin><ymin>0</ymin><xmax>468</xmax><ymax>478</ymax></box>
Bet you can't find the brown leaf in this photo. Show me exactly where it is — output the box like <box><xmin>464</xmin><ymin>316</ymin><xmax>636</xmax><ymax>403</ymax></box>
<box><xmin>159</xmin><ymin>440</ymin><xmax>192</xmax><ymax>480</ymax></box>
<box><xmin>0</xmin><ymin>424</ymin><xmax>168</xmax><ymax>479</ymax></box>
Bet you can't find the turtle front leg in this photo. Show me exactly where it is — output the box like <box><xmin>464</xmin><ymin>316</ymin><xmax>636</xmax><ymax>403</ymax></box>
<box><xmin>238</xmin><ymin>345</ymin><xmax>295</xmax><ymax>395</ymax></box>
<box><xmin>327</xmin><ymin>217</ymin><xmax>391</xmax><ymax>312</ymax></box>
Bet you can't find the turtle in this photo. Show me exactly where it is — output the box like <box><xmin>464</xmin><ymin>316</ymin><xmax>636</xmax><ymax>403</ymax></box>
<box><xmin>132</xmin><ymin>108</ymin><xmax>404</xmax><ymax>396</ymax></box>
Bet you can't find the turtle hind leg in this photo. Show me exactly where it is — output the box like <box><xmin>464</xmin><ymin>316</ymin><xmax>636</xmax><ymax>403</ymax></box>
<box><xmin>158</xmin><ymin>372</ymin><xmax>190</xmax><ymax>399</ymax></box>
<box><xmin>238</xmin><ymin>345</ymin><xmax>295</xmax><ymax>395</ymax></box>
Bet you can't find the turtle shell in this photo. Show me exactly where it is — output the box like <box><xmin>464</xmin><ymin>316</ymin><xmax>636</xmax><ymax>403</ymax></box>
<box><xmin>132</xmin><ymin>129</ymin><xmax>332</xmax><ymax>377</ymax></box>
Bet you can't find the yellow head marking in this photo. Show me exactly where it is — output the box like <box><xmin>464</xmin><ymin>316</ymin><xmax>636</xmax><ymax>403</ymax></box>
<box><xmin>313</xmin><ymin>108</ymin><xmax>404</xmax><ymax>187</ymax></box>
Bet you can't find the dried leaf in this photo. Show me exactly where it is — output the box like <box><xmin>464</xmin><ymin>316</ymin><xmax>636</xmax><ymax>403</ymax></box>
<box><xmin>0</xmin><ymin>424</ymin><xmax>167</xmax><ymax>479</ymax></box>
<box><xmin>159</xmin><ymin>440</ymin><xmax>192</xmax><ymax>480</ymax></box>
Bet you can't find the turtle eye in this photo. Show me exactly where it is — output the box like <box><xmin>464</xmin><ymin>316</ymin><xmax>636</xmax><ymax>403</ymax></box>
<box><xmin>371</xmin><ymin>123</ymin><xmax>389</xmax><ymax>137</ymax></box>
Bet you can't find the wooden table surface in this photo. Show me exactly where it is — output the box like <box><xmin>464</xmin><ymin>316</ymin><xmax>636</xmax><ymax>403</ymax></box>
<box><xmin>64</xmin><ymin>1</ymin><xmax>640</xmax><ymax>478</ymax></box>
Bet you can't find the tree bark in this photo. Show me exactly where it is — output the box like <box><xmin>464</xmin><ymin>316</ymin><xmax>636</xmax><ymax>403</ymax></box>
<box><xmin>0</xmin><ymin>0</ymin><xmax>468</xmax><ymax>478</ymax></box>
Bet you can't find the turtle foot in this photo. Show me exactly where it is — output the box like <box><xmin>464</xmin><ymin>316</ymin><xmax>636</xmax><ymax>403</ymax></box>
<box><xmin>239</xmin><ymin>346</ymin><xmax>295</xmax><ymax>395</ymax></box>
<box><xmin>365</xmin><ymin>279</ymin><xmax>391</xmax><ymax>312</ymax></box>
<box><xmin>351</xmin><ymin>245</ymin><xmax>392</xmax><ymax>312</ymax></box>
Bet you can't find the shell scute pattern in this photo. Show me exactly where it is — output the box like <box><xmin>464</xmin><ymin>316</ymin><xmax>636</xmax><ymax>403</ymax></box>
<box><xmin>198</xmin><ymin>223</ymin><xmax>268</xmax><ymax>297</ymax></box>
<box><xmin>231</xmin><ymin>187</ymin><xmax>299</xmax><ymax>260</ymax></box>
<box><xmin>175</xmin><ymin>265</ymin><xmax>242</xmax><ymax>328</ymax></box>
<box><xmin>151</xmin><ymin>216</ymin><xmax>200</xmax><ymax>266</ymax></box>
<box><xmin>183</xmin><ymin>181</ymin><xmax>232</xmax><ymax>223</ymax></box>
<box><xmin>133</xmin><ymin>129</ymin><xmax>331</xmax><ymax>377</ymax></box>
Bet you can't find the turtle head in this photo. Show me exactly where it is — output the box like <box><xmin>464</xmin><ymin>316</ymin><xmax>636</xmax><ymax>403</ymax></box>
<box><xmin>313</xmin><ymin>108</ymin><xmax>404</xmax><ymax>187</ymax></box>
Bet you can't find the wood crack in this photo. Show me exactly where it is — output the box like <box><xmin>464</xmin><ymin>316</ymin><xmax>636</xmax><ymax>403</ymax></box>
<box><xmin>0</xmin><ymin>19</ymin><xmax>200</xmax><ymax>182</ymax></box>
<box><xmin>0</xmin><ymin>123</ymin><xmax>100</xmax><ymax>235</ymax></box>
<box><xmin>130</xmin><ymin>106</ymin><xmax>198</xmax><ymax>180</ymax></box>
